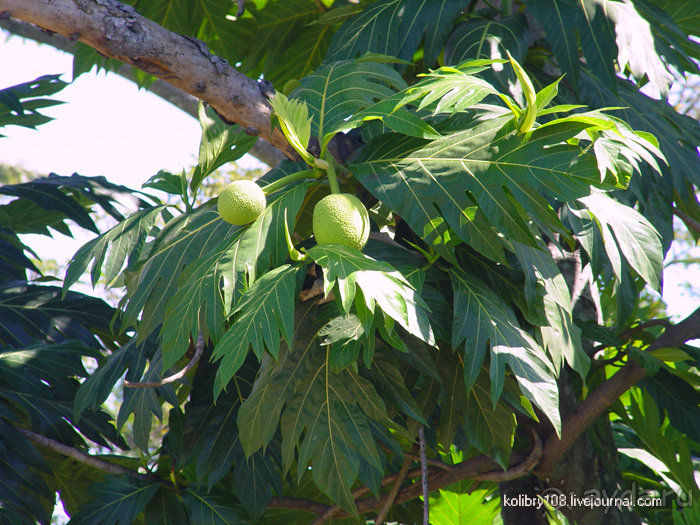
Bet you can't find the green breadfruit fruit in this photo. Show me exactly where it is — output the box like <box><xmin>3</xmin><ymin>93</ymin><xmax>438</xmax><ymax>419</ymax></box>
<box><xmin>217</xmin><ymin>180</ymin><xmax>266</xmax><ymax>225</ymax></box>
<box><xmin>313</xmin><ymin>193</ymin><xmax>370</xmax><ymax>251</ymax></box>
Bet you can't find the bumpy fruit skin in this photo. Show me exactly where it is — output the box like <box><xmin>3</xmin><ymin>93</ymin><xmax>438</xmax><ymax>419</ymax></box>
<box><xmin>217</xmin><ymin>180</ymin><xmax>266</xmax><ymax>225</ymax></box>
<box><xmin>313</xmin><ymin>193</ymin><xmax>370</xmax><ymax>251</ymax></box>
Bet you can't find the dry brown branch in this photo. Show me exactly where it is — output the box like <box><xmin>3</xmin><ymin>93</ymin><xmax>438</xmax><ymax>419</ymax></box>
<box><xmin>124</xmin><ymin>332</ymin><xmax>204</xmax><ymax>388</ymax></box>
<box><xmin>0</xmin><ymin>0</ymin><xmax>297</xmax><ymax>159</ymax></box>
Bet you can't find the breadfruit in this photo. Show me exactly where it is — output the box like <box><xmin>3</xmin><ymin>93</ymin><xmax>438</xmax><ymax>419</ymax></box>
<box><xmin>217</xmin><ymin>180</ymin><xmax>266</xmax><ymax>225</ymax></box>
<box><xmin>313</xmin><ymin>193</ymin><xmax>370</xmax><ymax>251</ymax></box>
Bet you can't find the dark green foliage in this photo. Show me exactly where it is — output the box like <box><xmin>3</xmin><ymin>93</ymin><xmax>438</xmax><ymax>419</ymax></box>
<box><xmin>4</xmin><ymin>1</ymin><xmax>700</xmax><ymax>524</ymax></box>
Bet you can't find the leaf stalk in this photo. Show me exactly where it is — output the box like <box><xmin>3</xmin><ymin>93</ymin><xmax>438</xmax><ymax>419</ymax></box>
<box><xmin>261</xmin><ymin>169</ymin><xmax>320</xmax><ymax>195</ymax></box>
<box><xmin>324</xmin><ymin>150</ymin><xmax>341</xmax><ymax>195</ymax></box>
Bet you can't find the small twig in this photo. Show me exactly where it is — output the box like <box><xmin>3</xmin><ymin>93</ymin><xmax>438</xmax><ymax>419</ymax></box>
<box><xmin>314</xmin><ymin>0</ymin><xmax>329</xmax><ymax>13</ymax></box>
<box><xmin>374</xmin><ymin>455</ymin><xmax>414</xmax><ymax>525</ymax></box>
<box><xmin>617</xmin><ymin>319</ymin><xmax>673</xmax><ymax>341</ymax></box>
<box><xmin>591</xmin><ymin>319</ymin><xmax>673</xmax><ymax>353</ymax></box>
<box><xmin>310</xmin><ymin>483</ymin><xmax>376</xmax><ymax>525</ymax></box>
<box><xmin>401</xmin><ymin>451</ymin><xmax>458</xmax><ymax>476</ymax></box>
<box><xmin>19</xmin><ymin>428</ymin><xmax>165</xmax><ymax>484</ymax></box>
<box><xmin>124</xmin><ymin>332</ymin><xmax>204</xmax><ymax>388</ymax></box>
<box><xmin>673</xmin><ymin>207</ymin><xmax>700</xmax><ymax>236</ymax></box>
<box><xmin>470</xmin><ymin>428</ymin><xmax>542</xmax><ymax>482</ymax></box>
<box><xmin>592</xmin><ymin>348</ymin><xmax>627</xmax><ymax>368</ymax></box>
<box><xmin>419</xmin><ymin>427</ymin><xmax>429</xmax><ymax>525</ymax></box>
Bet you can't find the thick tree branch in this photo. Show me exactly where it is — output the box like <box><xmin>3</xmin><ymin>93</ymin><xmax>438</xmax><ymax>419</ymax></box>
<box><xmin>0</xmin><ymin>0</ymin><xmax>297</xmax><ymax>160</ymax></box>
<box><xmin>536</xmin><ymin>306</ymin><xmax>700</xmax><ymax>476</ymax></box>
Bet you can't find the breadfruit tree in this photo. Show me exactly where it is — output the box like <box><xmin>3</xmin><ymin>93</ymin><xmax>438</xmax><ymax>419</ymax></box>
<box><xmin>2</xmin><ymin>1</ymin><xmax>700</xmax><ymax>524</ymax></box>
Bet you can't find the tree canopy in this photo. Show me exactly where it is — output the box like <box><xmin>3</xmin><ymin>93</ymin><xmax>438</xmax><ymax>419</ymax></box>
<box><xmin>1</xmin><ymin>1</ymin><xmax>700</xmax><ymax>524</ymax></box>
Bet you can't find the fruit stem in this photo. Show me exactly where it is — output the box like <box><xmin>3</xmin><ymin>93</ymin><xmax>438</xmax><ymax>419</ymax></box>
<box><xmin>324</xmin><ymin>151</ymin><xmax>341</xmax><ymax>195</ymax></box>
<box><xmin>261</xmin><ymin>169</ymin><xmax>320</xmax><ymax>195</ymax></box>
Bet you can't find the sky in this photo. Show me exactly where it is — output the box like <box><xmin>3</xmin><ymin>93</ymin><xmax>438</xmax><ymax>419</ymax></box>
<box><xmin>1</xmin><ymin>33</ymin><xmax>699</xmax><ymax>324</ymax></box>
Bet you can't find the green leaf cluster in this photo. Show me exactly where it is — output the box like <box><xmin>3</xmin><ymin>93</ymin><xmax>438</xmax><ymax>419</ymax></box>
<box><xmin>6</xmin><ymin>1</ymin><xmax>700</xmax><ymax>524</ymax></box>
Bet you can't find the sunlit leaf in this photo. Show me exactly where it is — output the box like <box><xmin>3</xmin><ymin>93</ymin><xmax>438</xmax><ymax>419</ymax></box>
<box><xmin>451</xmin><ymin>269</ymin><xmax>560</xmax><ymax>433</ymax></box>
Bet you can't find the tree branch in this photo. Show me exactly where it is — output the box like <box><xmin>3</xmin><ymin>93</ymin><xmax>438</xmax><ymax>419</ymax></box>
<box><xmin>0</xmin><ymin>0</ymin><xmax>297</xmax><ymax>159</ymax></box>
<box><xmin>673</xmin><ymin>206</ymin><xmax>700</xmax><ymax>236</ymax></box>
<box><xmin>19</xmin><ymin>428</ymin><xmax>164</xmax><ymax>483</ymax></box>
<box><xmin>373</xmin><ymin>455</ymin><xmax>413</xmax><ymax>525</ymax></box>
<box><xmin>536</xmin><ymin>306</ymin><xmax>700</xmax><ymax>476</ymax></box>
<box><xmin>266</xmin><ymin>441</ymin><xmax>540</xmax><ymax>519</ymax></box>
<box><xmin>124</xmin><ymin>331</ymin><xmax>204</xmax><ymax>388</ymax></box>
<box><xmin>419</xmin><ymin>426</ymin><xmax>429</xmax><ymax>525</ymax></box>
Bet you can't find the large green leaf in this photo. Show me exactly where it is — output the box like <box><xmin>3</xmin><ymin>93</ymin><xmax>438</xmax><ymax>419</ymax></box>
<box><xmin>161</xmin><ymin>180</ymin><xmax>307</xmax><ymax>370</ymax></box>
<box><xmin>344</xmin><ymin>61</ymin><xmax>500</xmax><ymax>140</ymax></box>
<box><xmin>212</xmin><ymin>264</ymin><xmax>303</xmax><ymax>398</ymax></box>
<box><xmin>281</xmin><ymin>345</ymin><xmax>382</xmax><ymax>515</ymax></box>
<box><xmin>64</xmin><ymin>205</ymin><xmax>167</xmax><ymax>291</ymax></box>
<box><xmin>289</xmin><ymin>58</ymin><xmax>406</xmax><ymax>142</ymax></box>
<box><xmin>0</xmin><ymin>283</ymin><xmax>115</xmax><ymax>350</ymax></box>
<box><xmin>575</xmin><ymin>70</ymin><xmax>700</xmax><ymax>246</ymax></box>
<box><xmin>41</xmin><ymin>453</ymin><xmax>105</xmax><ymax>518</ymax></box>
<box><xmin>143</xmin><ymin>487</ymin><xmax>188</xmax><ymax>525</ymax></box>
<box><xmin>240</xmin><ymin>301</ymin><xmax>391</xmax><ymax>515</ymax></box>
<box><xmin>237</xmin><ymin>302</ymin><xmax>320</xmax><ymax>457</ymax></box>
<box><xmin>175</xmin><ymin>351</ymin><xmax>257</xmax><ymax>489</ymax></box>
<box><xmin>263</xmin><ymin>17</ymin><xmax>334</xmax><ymax>89</ymax></box>
<box><xmin>464</xmin><ymin>367</ymin><xmax>516</xmax><ymax>469</ymax></box>
<box><xmin>181</xmin><ymin>484</ymin><xmax>245</xmax><ymax>525</ymax></box>
<box><xmin>0</xmin><ymin>341</ymin><xmax>96</xmax><ymax>398</ymax></box>
<box><xmin>0</xmin><ymin>74</ymin><xmax>67</xmax><ymax>135</ymax></box>
<box><xmin>363</xmin><ymin>342</ymin><xmax>426</xmax><ymax>424</ymax></box>
<box><xmin>352</xmin><ymin>115</ymin><xmax>602</xmax><ymax>262</ymax></box>
<box><xmin>641</xmin><ymin>368</ymin><xmax>700</xmax><ymax>447</ymax></box>
<box><xmin>0</xmin><ymin>420</ymin><xmax>53</xmax><ymax>525</ymax></box>
<box><xmin>233</xmin><ymin>446</ymin><xmax>283</xmax><ymax>520</ymax></box>
<box><xmin>617</xmin><ymin>388</ymin><xmax>699</xmax><ymax>496</ymax></box>
<box><xmin>213</xmin><ymin>0</ymin><xmax>323</xmax><ymax>83</ymax></box>
<box><xmin>648</xmin><ymin>1</ymin><xmax>700</xmax><ymax>66</ymax></box>
<box><xmin>540</xmin><ymin>295</ymin><xmax>590</xmax><ymax>379</ymax></box>
<box><xmin>436</xmin><ymin>345</ymin><xmax>467</xmax><ymax>450</ymax></box>
<box><xmin>0</xmin><ymin>174</ymin><xmax>149</xmax><ymax>236</ymax></box>
<box><xmin>444</xmin><ymin>14</ymin><xmax>530</xmax><ymax>103</ymax></box>
<box><xmin>66</xmin><ymin>475</ymin><xmax>159</xmax><ymax>525</ymax></box>
<box><xmin>324</xmin><ymin>0</ymin><xmax>463</xmax><ymax>69</ymax></box>
<box><xmin>524</xmin><ymin>0</ymin><xmax>668</xmax><ymax>94</ymax></box>
<box><xmin>429</xmin><ymin>483</ymin><xmax>500</xmax><ymax>525</ymax></box>
<box><xmin>305</xmin><ymin>244</ymin><xmax>434</xmax><ymax>346</ymax></box>
<box><xmin>122</xmin><ymin>205</ymin><xmax>237</xmax><ymax>339</ymax></box>
<box><xmin>572</xmin><ymin>191</ymin><xmax>663</xmax><ymax>290</ymax></box>
<box><xmin>450</xmin><ymin>269</ymin><xmax>560</xmax><ymax>433</ymax></box>
<box><xmin>74</xmin><ymin>336</ymin><xmax>154</xmax><ymax>420</ymax></box>
<box><xmin>190</xmin><ymin>105</ymin><xmax>257</xmax><ymax>193</ymax></box>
